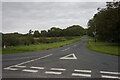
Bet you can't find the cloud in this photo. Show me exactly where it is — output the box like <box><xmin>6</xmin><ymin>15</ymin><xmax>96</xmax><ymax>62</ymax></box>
<box><xmin>0</xmin><ymin>2</ymin><xmax>2</xmax><ymax>32</ymax></box>
<box><xmin>2</xmin><ymin>0</ymin><xmax>113</xmax><ymax>2</ymax></box>
<box><xmin>2</xmin><ymin>2</ymin><xmax>106</xmax><ymax>33</ymax></box>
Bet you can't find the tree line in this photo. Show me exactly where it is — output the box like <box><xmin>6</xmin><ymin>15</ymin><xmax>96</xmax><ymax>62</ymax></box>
<box><xmin>2</xmin><ymin>25</ymin><xmax>85</xmax><ymax>46</ymax></box>
<box><xmin>87</xmin><ymin>1</ymin><xmax>119</xmax><ymax>42</ymax></box>
<box><xmin>33</xmin><ymin>25</ymin><xmax>85</xmax><ymax>37</ymax></box>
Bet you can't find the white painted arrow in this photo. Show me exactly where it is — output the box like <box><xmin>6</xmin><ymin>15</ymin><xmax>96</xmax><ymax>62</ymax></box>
<box><xmin>60</xmin><ymin>53</ymin><xmax>77</xmax><ymax>59</ymax></box>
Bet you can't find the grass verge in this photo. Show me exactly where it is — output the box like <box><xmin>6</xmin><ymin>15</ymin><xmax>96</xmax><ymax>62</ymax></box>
<box><xmin>87</xmin><ymin>37</ymin><xmax>119</xmax><ymax>56</ymax></box>
<box><xmin>2</xmin><ymin>36</ymin><xmax>84</xmax><ymax>54</ymax></box>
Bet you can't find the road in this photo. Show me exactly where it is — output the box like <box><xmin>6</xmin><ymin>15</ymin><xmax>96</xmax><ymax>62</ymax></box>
<box><xmin>2</xmin><ymin>37</ymin><xmax>120</xmax><ymax>79</ymax></box>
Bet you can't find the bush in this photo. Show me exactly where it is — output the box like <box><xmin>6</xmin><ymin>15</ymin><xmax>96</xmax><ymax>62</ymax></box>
<box><xmin>2</xmin><ymin>34</ymin><xmax>34</xmax><ymax>46</ymax></box>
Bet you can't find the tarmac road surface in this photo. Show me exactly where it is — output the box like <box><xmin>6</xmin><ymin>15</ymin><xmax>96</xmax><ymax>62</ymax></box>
<box><xmin>2</xmin><ymin>36</ymin><xmax>120</xmax><ymax>79</ymax></box>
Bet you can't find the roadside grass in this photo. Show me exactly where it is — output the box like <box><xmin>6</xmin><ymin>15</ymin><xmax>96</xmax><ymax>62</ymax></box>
<box><xmin>87</xmin><ymin>37</ymin><xmax>119</xmax><ymax>56</ymax></box>
<box><xmin>2</xmin><ymin>36</ymin><xmax>84</xmax><ymax>54</ymax></box>
<box><xmin>34</xmin><ymin>36</ymin><xmax>80</xmax><ymax>43</ymax></box>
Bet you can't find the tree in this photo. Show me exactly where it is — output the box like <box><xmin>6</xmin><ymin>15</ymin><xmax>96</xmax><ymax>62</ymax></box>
<box><xmin>87</xmin><ymin>1</ymin><xmax>119</xmax><ymax>42</ymax></box>
<box><xmin>47</xmin><ymin>27</ymin><xmax>62</xmax><ymax>37</ymax></box>
<box><xmin>33</xmin><ymin>30</ymin><xmax>40</xmax><ymax>37</ymax></box>
<box><xmin>41</xmin><ymin>30</ymin><xmax>48</xmax><ymax>37</ymax></box>
<box><xmin>63</xmin><ymin>25</ymin><xmax>85</xmax><ymax>36</ymax></box>
<box><xmin>29</xmin><ymin>29</ymin><xmax>33</xmax><ymax>34</ymax></box>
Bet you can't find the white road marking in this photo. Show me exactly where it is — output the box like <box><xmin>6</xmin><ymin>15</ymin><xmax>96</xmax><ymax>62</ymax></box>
<box><xmin>74</xmin><ymin>69</ymin><xmax>91</xmax><ymax>73</ymax></box>
<box><xmin>100</xmin><ymin>71</ymin><xmax>120</xmax><ymax>75</ymax></box>
<box><xmin>61</xmin><ymin>48</ymin><xmax>70</xmax><ymax>51</ymax></box>
<box><xmin>22</xmin><ymin>69</ymin><xmax>38</xmax><ymax>73</ymax></box>
<box><xmin>61</xmin><ymin>50</ymin><xmax>65</xmax><ymax>51</ymax></box>
<box><xmin>30</xmin><ymin>66</ymin><xmax>44</xmax><ymax>69</ymax></box>
<box><xmin>14</xmin><ymin>65</ymin><xmax>26</xmax><ymax>68</ymax></box>
<box><xmin>51</xmin><ymin>68</ymin><xmax>66</xmax><ymax>71</ymax></box>
<box><xmin>102</xmin><ymin>75</ymin><xmax>120</xmax><ymax>79</ymax></box>
<box><xmin>60</xmin><ymin>53</ymin><xmax>77</xmax><ymax>59</ymax></box>
<box><xmin>4</xmin><ymin>54</ymin><xmax>53</xmax><ymax>69</ymax></box>
<box><xmin>45</xmin><ymin>71</ymin><xmax>62</xmax><ymax>75</ymax></box>
<box><xmin>4</xmin><ymin>67</ymin><xmax>18</xmax><ymax>71</ymax></box>
<box><xmin>74</xmin><ymin>45</ymin><xmax>77</xmax><ymax>47</ymax></box>
<box><xmin>15</xmin><ymin>54</ymin><xmax>53</xmax><ymax>66</ymax></box>
<box><xmin>72</xmin><ymin>73</ymin><xmax>91</xmax><ymax>77</ymax></box>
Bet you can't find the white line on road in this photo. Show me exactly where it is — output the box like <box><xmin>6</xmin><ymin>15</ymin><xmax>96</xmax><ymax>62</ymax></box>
<box><xmin>45</xmin><ymin>71</ymin><xmax>62</xmax><ymax>75</ymax></box>
<box><xmin>4</xmin><ymin>67</ymin><xmax>18</xmax><ymax>71</ymax></box>
<box><xmin>73</xmin><ymin>45</ymin><xmax>77</xmax><ymax>47</ymax></box>
<box><xmin>100</xmin><ymin>71</ymin><xmax>120</xmax><ymax>75</ymax></box>
<box><xmin>16</xmin><ymin>54</ymin><xmax>53</xmax><ymax>66</ymax></box>
<box><xmin>30</xmin><ymin>66</ymin><xmax>44</xmax><ymax>69</ymax></box>
<box><xmin>102</xmin><ymin>75</ymin><xmax>120</xmax><ymax>79</ymax></box>
<box><xmin>14</xmin><ymin>65</ymin><xmax>26</xmax><ymax>68</ymax></box>
<box><xmin>74</xmin><ymin>69</ymin><xmax>91</xmax><ymax>73</ymax></box>
<box><xmin>60</xmin><ymin>53</ymin><xmax>77</xmax><ymax>59</ymax></box>
<box><xmin>4</xmin><ymin>54</ymin><xmax>53</xmax><ymax>69</ymax></box>
<box><xmin>50</xmin><ymin>68</ymin><xmax>66</xmax><ymax>71</ymax></box>
<box><xmin>61</xmin><ymin>48</ymin><xmax>70</xmax><ymax>51</ymax></box>
<box><xmin>22</xmin><ymin>69</ymin><xmax>38</xmax><ymax>73</ymax></box>
<box><xmin>72</xmin><ymin>73</ymin><xmax>91</xmax><ymax>77</ymax></box>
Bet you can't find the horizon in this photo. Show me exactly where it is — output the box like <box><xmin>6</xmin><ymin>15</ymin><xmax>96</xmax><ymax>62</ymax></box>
<box><xmin>2</xmin><ymin>24</ymin><xmax>86</xmax><ymax>34</ymax></box>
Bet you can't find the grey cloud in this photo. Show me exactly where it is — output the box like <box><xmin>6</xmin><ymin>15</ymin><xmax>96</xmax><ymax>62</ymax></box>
<box><xmin>0</xmin><ymin>2</ymin><xmax>2</xmax><ymax>32</ymax></box>
<box><xmin>3</xmin><ymin>2</ymin><xmax>106</xmax><ymax>33</ymax></box>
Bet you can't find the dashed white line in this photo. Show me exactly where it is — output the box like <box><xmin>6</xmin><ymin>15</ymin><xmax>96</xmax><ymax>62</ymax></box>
<box><xmin>22</xmin><ymin>69</ymin><xmax>38</xmax><ymax>73</ymax></box>
<box><xmin>50</xmin><ymin>68</ymin><xmax>66</xmax><ymax>71</ymax></box>
<box><xmin>72</xmin><ymin>73</ymin><xmax>91</xmax><ymax>77</ymax></box>
<box><xmin>74</xmin><ymin>69</ymin><xmax>91</xmax><ymax>73</ymax></box>
<box><xmin>30</xmin><ymin>66</ymin><xmax>44</xmax><ymax>69</ymax></box>
<box><xmin>73</xmin><ymin>45</ymin><xmax>77</xmax><ymax>47</ymax></box>
<box><xmin>45</xmin><ymin>71</ymin><xmax>62</xmax><ymax>75</ymax></box>
<box><xmin>61</xmin><ymin>48</ymin><xmax>70</xmax><ymax>51</ymax></box>
<box><xmin>102</xmin><ymin>75</ymin><xmax>120</xmax><ymax>79</ymax></box>
<box><xmin>100</xmin><ymin>71</ymin><xmax>120</xmax><ymax>75</ymax></box>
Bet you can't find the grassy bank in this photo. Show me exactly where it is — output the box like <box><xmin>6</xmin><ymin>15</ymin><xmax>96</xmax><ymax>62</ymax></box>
<box><xmin>87</xmin><ymin>37</ymin><xmax>119</xmax><ymax>56</ymax></box>
<box><xmin>2</xmin><ymin>36</ymin><xmax>84</xmax><ymax>54</ymax></box>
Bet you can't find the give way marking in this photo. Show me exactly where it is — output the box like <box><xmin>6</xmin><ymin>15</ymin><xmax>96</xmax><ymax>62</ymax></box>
<box><xmin>60</xmin><ymin>53</ymin><xmax>77</xmax><ymax>60</ymax></box>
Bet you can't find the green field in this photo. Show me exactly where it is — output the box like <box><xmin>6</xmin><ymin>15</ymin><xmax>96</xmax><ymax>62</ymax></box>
<box><xmin>2</xmin><ymin>36</ymin><xmax>84</xmax><ymax>54</ymax></box>
<box><xmin>87</xmin><ymin>37</ymin><xmax>119</xmax><ymax>56</ymax></box>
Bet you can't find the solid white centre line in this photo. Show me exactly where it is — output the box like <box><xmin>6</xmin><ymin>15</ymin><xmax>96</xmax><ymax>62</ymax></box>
<box><xmin>72</xmin><ymin>73</ymin><xmax>91</xmax><ymax>77</ymax></box>
<box><xmin>30</xmin><ymin>66</ymin><xmax>44</xmax><ymax>69</ymax></box>
<box><xmin>102</xmin><ymin>75</ymin><xmax>120</xmax><ymax>79</ymax></box>
<box><xmin>45</xmin><ymin>71</ymin><xmax>62</xmax><ymax>75</ymax></box>
<box><xmin>22</xmin><ymin>69</ymin><xmax>38</xmax><ymax>73</ymax></box>
<box><xmin>16</xmin><ymin>54</ymin><xmax>53</xmax><ymax>66</ymax></box>
<box><xmin>74</xmin><ymin>69</ymin><xmax>91</xmax><ymax>73</ymax></box>
<box><xmin>51</xmin><ymin>68</ymin><xmax>66</xmax><ymax>71</ymax></box>
<box><xmin>4</xmin><ymin>54</ymin><xmax>53</xmax><ymax>69</ymax></box>
<box><xmin>100</xmin><ymin>71</ymin><xmax>120</xmax><ymax>75</ymax></box>
<box><xmin>4</xmin><ymin>67</ymin><xmax>18</xmax><ymax>71</ymax></box>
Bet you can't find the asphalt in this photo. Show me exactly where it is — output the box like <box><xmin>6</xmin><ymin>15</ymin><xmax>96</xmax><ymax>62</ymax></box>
<box><xmin>2</xmin><ymin>36</ymin><xmax>120</xmax><ymax>79</ymax></box>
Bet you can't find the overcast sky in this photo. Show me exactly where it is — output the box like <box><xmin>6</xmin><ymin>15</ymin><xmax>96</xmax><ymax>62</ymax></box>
<box><xmin>2</xmin><ymin>2</ymin><xmax>106</xmax><ymax>34</ymax></box>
